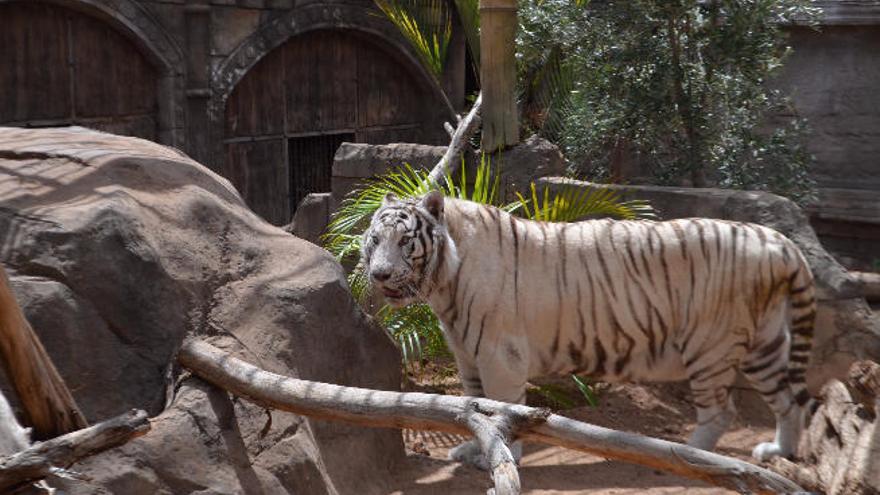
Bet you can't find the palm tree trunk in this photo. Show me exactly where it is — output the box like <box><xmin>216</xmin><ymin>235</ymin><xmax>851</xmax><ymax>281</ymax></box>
<box><xmin>479</xmin><ymin>0</ymin><xmax>519</xmax><ymax>153</ymax></box>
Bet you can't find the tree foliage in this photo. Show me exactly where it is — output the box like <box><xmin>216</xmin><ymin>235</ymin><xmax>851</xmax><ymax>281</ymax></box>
<box><xmin>518</xmin><ymin>0</ymin><xmax>820</xmax><ymax>202</ymax></box>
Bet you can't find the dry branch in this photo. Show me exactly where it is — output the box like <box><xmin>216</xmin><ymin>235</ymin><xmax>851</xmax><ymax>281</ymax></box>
<box><xmin>767</xmin><ymin>360</ymin><xmax>880</xmax><ymax>494</ymax></box>
<box><xmin>0</xmin><ymin>409</ymin><xmax>150</xmax><ymax>491</ymax></box>
<box><xmin>0</xmin><ymin>265</ymin><xmax>87</xmax><ymax>439</ymax></box>
<box><xmin>851</xmin><ymin>271</ymin><xmax>880</xmax><ymax>302</ymax></box>
<box><xmin>461</xmin><ymin>403</ymin><xmax>522</xmax><ymax>495</ymax></box>
<box><xmin>427</xmin><ymin>92</ymin><xmax>483</xmax><ymax>186</ymax></box>
<box><xmin>178</xmin><ymin>339</ymin><xmax>802</xmax><ymax>494</ymax></box>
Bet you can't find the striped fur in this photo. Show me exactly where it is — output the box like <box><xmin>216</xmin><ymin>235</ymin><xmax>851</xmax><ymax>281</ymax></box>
<box><xmin>362</xmin><ymin>192</ymin><xmax>815</xmax><ymax>463</ymax></box>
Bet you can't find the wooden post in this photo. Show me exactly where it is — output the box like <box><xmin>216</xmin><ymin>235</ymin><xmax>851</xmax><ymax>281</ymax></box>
<box><xmin>480</xmin><ymin>0</ymin><xmax>519</xmax><ymax>153</ymax></box>
<box><xmin>0</xmin><ymin>265</ymin><xmax>87</xmax><ymax>439</ymax></box>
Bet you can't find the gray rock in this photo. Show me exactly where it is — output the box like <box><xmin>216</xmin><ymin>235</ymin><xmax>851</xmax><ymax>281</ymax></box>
<box><xmin>494</xmin><ymin>135</ymin><xmax>567</xmax><ymax>202</ymax></box>
<box><xmin>287</xmin><ymin>192</ymin><xmax>332</xmax><ymax>245</ymax></box>
<box><xmin>331</xmin><ymin>142</ymin><xmax>451</xmax><ymax>208</ymax></box>
<box><xmin>0</xmin><ymin>126</ymin><xmax>404</xmax><ymax>495</ymax></box>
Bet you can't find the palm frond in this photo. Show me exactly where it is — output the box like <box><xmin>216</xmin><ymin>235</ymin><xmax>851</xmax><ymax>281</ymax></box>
<box><xmin>523</xmin><ymin>45</ymin><xmax>576</xmax><ymax>141</ymax></box>
<box><xmin>453</xmin><ymin>0</ymin><xmax>480</xmax><ymax>73</ymax></box>
<box><xmin>443</xmin><ymin>154</ymin><xmax>506</xmax><ymax>207</ymax></box>
<box><xmin>374</xmin><ymin>0</ymin><xmax>452</xmax><ymax>81</ymax></box>
<box><xmin>378</xmin><ymin>303</ymin><xmax>449</xmax><ymax>365</ymax></box>
<box><xmin>515</xmin><ymin>182</ymin><xmax>656</xmax><ymax>222</ymax></box>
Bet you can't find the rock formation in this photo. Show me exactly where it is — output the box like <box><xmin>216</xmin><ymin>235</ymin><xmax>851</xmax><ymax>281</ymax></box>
<box><xmin>0</xmin><ymin>126</ymin><xmax>403</xmax><ymax>494</ymax></box>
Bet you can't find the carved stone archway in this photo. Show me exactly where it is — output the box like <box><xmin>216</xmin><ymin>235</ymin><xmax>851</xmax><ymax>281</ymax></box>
<box><xmin>211</xmin><ymin>2</ymin><xmax>449</xmax><ymax>120</ymax></box>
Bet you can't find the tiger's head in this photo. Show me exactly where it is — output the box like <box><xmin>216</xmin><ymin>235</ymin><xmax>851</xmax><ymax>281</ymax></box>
<box><xmin>361</xmin><ymin>191</ymin><xmax>447</xmax><ymax>308</ymax></box>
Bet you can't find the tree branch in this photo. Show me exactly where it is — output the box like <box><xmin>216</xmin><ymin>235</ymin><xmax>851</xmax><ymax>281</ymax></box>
<box><xmin>0</xmin><ymin>409</ymin><xmax>150</xmax><ymax>491</ymax></box>
<box><xmin>460</xmin><ymin>403</ymin><xmax>523</xmax><ymax>495</ymax></box>
<box><xmin>427</xmin><ymin>92</ymin><xmax>483</xmax><ymax>186</ymax></box>
<box><xmin>178</xmin><ymin>339</ymin><xmax>802</xmax><ymax>494</ymax></box>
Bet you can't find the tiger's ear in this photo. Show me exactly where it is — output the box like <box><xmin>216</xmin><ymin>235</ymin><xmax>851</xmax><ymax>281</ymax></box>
<box><xmin>382</xmin><ymin>193</ymin><xmax>398</xmax><ymax>206</ymax></box>
<box><xmin>421</xmin><ymin>190</ymin><xmax>444</xmax><ymax>220</ymax></box>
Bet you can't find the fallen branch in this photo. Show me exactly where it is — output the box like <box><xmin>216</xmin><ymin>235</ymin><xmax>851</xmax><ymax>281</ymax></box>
<box><xmin>851</xmin><ymin>271</ymin><xmax>880</xmax><ymax>302</ymax></box>
<box><xmin>427</xmin><ymin>92</ymin><xmax>482</xmax><ymax>186</ymax></box>
<box><xmin>461</xmin><ymin>403</ymin><xmax>524</xmax><ymax>495</ymax></box>
<box><xmin>178</xmin><ymin>339</ymin><xmax>802</xmax><ymax>494</ymax></box>
<box><xmin>767</xmin><ymin>360</ymin><xmax>880</xmax><ymax>494</ymax></box>
<box><xmin>0</xmin><ymin>265</ymin><xmax>87</xmax><ymax>438</ymax></box>
<box><xmin>0</xmin><ymin>409</ymin><xmax>150</xmax><ymax>491</ymax></box>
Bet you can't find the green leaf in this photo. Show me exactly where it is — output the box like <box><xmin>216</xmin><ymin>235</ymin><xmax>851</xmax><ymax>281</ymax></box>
<box><xmin>572</xmin><ymin>375</ymin><xmax>599</xmax><ymax>407</ymax></box>
<box><xmin>530</xmin><ymin>383</ymin><xmax>577</xmax><ymax>410</ymax></box>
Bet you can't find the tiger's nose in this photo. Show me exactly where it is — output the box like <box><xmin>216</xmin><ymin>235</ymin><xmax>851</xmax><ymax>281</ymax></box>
<box><xmin>371</xmin><ymin>269</ymin><xmax>392</xmax><ymax>282</ymax></box>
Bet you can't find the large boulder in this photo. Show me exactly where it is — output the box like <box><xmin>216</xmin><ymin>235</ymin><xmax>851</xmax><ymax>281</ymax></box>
<box><xmin>331</xmin><ymin>137</ymin><xmax>566</xmax><ymax>205</ymax></box>
<box><xmin>0</xmin><ymin>126</ymin><xmax>404</xmax><ymax>494</ymax></box>
<box><xmin>539</xmin><ymin>178</ymin><xmax>880</xmax><ymax>392</ymax></box>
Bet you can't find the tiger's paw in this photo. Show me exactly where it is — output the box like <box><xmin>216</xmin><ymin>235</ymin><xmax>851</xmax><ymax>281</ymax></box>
<box><xmin>449</xmin><ymin>440</ymin><xmax>489</xmax><ymax>470</ymax></box>
<box><xmin>449</xmin><ymin>440</ymin><xmax>522</xmax><ymax>471</ymax></box>
<box><xmin>751</xmin><ymin>442</ymin><xmax>787</xmax><ymax>462</ymax></box>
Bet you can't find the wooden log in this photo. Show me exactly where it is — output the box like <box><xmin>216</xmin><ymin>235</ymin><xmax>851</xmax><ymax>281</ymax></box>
<box><xmin>178</xmin><ymin>339</ymin><xmax>802</xmax><ymax>494</ymax></box>
<box><xmin>847</xmin><ymin>359</ymin><xmax>880</xmax><ymax>413</ymax></box>
<box><xmin>0</xmin><ymin>265</ymin><xmax>87</xmax><ymax>439</ymax></box>
<box><xmin>767</xmin><ymin>360</ymin><xmax>880</xmax><ymax>495</ymax></box>
<box><xmin>0</xmin><ymin>409</ymin><xmax>150</xmax><ymax>491</ymax></box>
<box><xmin>461</xmin><ymin>403</ymin><xmax>522</xmax><ymax>495</ymax></box>
<box><xmin>479</xmin><ymin>0</ymin><xmax>519</xmax><ymax>153</ymax></box>
<box><xmin>851</xmin><ymin>271</ymin><xmax>880</xmax><ymax>302</ymax></box>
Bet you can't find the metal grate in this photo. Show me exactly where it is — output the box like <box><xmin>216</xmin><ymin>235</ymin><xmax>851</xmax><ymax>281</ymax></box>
<box><xmin>288</xmin><ymin>133</ymin><xmax>354</xmax><ymax>213</ymax></box>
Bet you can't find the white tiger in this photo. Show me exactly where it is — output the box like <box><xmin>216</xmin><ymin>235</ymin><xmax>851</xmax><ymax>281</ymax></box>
<box><xmin>361</xmin><ymin>191</ymin><xmax>815</xmax><ymax>467</ymax></box>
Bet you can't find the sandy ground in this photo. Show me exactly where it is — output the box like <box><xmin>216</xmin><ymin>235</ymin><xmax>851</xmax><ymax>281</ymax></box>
<box><xmin>387</xmin><ymin>376</ymin><xmax>776</xmax><ymax>495</ymax></box>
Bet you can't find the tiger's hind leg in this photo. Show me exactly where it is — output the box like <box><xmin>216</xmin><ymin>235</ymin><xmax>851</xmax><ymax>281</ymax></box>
<box><xmin>685</xmin><ymin>361</ymin><xmax>738</xmax><ymax>452</ymax></box>
<box><xmin>740</xmin><ymin>320</ymin><xmax>800</xmax><ymax>461</ymax></box>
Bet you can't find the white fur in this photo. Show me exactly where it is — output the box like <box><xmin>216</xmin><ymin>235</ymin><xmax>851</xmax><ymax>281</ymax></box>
<box><xmin>364</xmin><ymin>195</ymin><xmax>816</xmax><ymax>465</ymax></box>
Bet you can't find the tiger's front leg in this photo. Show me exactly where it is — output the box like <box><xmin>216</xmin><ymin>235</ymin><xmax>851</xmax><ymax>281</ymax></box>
<box><xmin>448</xmin><ymin>357</ymin><xmax>489</xmax><ymax>469</ymax></box>
<box><xmin>448</xmin><ymin>342</ymin><xmax>528</xmax><ymax>470</ymax></box>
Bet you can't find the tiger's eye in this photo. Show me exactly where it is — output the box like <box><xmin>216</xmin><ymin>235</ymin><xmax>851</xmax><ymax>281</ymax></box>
<box><xmin>371</xmin><ymin>235</ymin><xmax>379</xmax><ymax>245</ymax></box>
<box><xmin>398</xmin><ymin>237</ymin><xmax>410</xmax><ymax>247</ymax></box>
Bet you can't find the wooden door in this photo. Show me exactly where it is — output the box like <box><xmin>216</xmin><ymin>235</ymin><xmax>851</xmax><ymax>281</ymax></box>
<box><xmin>224</xmin><ymin>29</ymin><xmax>444</xmax><ymax>225</ymax></box>
<box><xmin>0</xmin><ymin>2</ymin><xmax>158</xmax><ymax>140</ymax></box>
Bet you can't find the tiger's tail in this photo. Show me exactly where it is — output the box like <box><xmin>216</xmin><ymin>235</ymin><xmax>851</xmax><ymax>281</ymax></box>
<box><xmin>788</xmin><ymin>251</ymin><xmax>816</xmax><ymax>410</ymax></box>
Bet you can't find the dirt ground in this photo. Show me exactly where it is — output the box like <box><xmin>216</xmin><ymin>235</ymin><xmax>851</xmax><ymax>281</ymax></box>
<box><xmin>387</xmin><ymin>370</ymin><xmax>777</xmax><ymax>495</ymax></box>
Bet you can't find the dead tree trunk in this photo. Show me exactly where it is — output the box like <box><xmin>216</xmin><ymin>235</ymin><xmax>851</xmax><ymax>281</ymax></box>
<box><xmin>0</xmin><ymin>265</ymin><xmax>87</xmax><ymax>439</ymax></box>
<box><xmin>0</xmin><ymin>409</ymin><xmax>150</xmax><ymax>492</ymax></box>
<box><xmin>178</xmin><ymin>339</ymin><xmax>802</xmax><ymax>495</ymax></box>
<box><xmin>427</xmin><ymin>92</ymin><xmax>483</xmax><ymax>186</ymax></box>
<box><xmin>770</xmin><ymin>360</ymin><xmax>880</xmax><ymax>494</ymax></box>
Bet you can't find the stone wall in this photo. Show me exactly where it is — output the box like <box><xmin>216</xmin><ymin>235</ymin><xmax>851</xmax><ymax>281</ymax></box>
<box><xmin>776</xmin><ymin>8</ymin><xmax>880</xmax><ymax>270</ymax></box>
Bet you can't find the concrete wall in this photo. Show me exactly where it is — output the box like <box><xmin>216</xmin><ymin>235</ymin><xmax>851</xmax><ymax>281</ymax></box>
<box><xmin>776</xmin><ymin>8</ymin><xmax>880</xmax><ymax>270</ymax></box>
